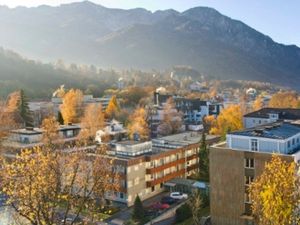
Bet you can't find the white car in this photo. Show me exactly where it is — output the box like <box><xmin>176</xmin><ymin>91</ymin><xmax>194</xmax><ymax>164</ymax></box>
<box><xmin>170</xmin><ymin>192</ymin><xmax>188</xmax><ymax>200</ymax></box>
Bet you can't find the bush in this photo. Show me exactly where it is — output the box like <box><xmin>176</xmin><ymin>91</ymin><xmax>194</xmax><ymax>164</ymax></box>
<box><xmin>175</xmin><ymin>203</ymin><xmax>192</xmax><ymax>223</ymax></box>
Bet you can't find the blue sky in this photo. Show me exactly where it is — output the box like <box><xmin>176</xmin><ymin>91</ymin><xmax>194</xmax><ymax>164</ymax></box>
<box><xmin>0</xmin><ymin>0</ymin><xmax>299</xmax><ymax>47</ymax></box>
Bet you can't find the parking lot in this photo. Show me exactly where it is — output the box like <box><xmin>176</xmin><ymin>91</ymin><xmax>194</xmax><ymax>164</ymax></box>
<box><xmin>105</xmin><ymin>191</ymin><xmax>187</xmax><ymax>225</ymax></box>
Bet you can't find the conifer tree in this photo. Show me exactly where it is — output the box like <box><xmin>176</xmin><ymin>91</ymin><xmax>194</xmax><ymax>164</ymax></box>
<box><xmin>19</xmin><ymin>89</ymin><xmax>33</xmax><ymax>127</ymax></box>
<box><xmin>198</xmin><ymin>132</ymin><xmax>209</xmax><ymax>181</ymax></box>
<box><xmin>132</xmin><ymin>195</ymin><xmax>146</xmax><ymax>224</ymax></box>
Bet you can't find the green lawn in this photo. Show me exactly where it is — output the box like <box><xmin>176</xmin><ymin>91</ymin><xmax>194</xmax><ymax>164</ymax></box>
<box><xmin>176</xmin><ymin>207</ymin><xmax>210</xmax><ymax>225</ymax></box>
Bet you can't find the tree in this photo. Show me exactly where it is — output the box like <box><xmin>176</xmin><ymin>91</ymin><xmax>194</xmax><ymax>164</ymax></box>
<box><xmin>198</xmin><ymin>133</ymin><xmax>209</xmax><ymax>182</ymax></box>
<box><xmin>57</xmin><ymin>111</ymin><xmax>64</xmax><ymax>125</ymax></box>
<box><xmin>79</xmin><ymin>103</ymin><xmax>105</xmax><ymax>144</ymax></box>
<box><xmin>19</xmin><ymin>89</ymin><xmax>34</xmax><ymax>127</ymax></box>
<box><xmin>157</xmin><ymin>97</ymin><xmax>183</xmax><ymax>136</ymax></box>
<box><xmin>60</xmin><ymin>89</ymin><xmax>83</xmax><ymax>124</ymax></box>
<box><xmin>41</xmin><ymin>116</ymin><xmax>60</xmax><ymax>146</ymax></box>
<box><xmin>0</xmin><ymin>92</ymin><xmax>22</xmax><ymax>143</ymax></box>
<box><xmin>105</xmin><ymin>95</ymin><xmax>120</xmax><ymax>119</ymax></box>
<box><xmin>127</xmin><ymin>107</ymin><xmax>149</xmax><ymax>141</ymax></box>
<box><xmin>252</xmin><ymin>95</ymin><xmax>264</xmax><ymax>111</ymax></box>
<box><xmin>132</xmin><ymin>195</ymin><xmax>146</xmax><ymax>224</ymax></box>
<box><xmin>187</xmin><ymin>190</ymin><xmax>203</xmax><ymax>225</ymax></box>
<box><xmin>249</xmin><ymin>155</ymin><xmax>300</xmax><ymax>225</ymax></box>
<box><xmin>269</xmin><ymin>91</ymin><xmax>299</xmax><ymax>108</ymax></box>
<box><xmin>0</xmin><ymin>146</ymin><xmax>119</xmax><ymax>225</ymax></box>
<box><xmin>209</xmin><ymin>105</ymin><xmax>243</xmax><ymax>140</ymax></box>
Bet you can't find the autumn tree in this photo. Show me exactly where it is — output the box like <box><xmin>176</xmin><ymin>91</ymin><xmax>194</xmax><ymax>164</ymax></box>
<box><xmin>0</xmin><ymin>146</ymin><xmax>119</xmax><ymax>225</ymax></box>
<box><xmin>269</xmin><ymin>91</ymin><xmax>299</xmax><ymax>108</ymax></box>
<box><xmin>209</xmin><ymin>105</ymin><xmax>243</xmax><ymax>140</ymax></box>
<box><xmin>0</xmin><ymin>91</ymin><xmax>22</xmax><ymax>143</ymax></box>
<box><xmin>127</xmin><ymin>107</ymin><xmax>150</xmax><ymax>141</ymax></box>
<box><xmin>41</xmin><ymin>116</ymin><xmax>60</xmax><ymax>146</ymax></box>
<box><xmin>60</xmin><ymin>89</ymin><xmax>83</xmax><ymax>124</ymax></box>
<box><xmin>249</xmin><ymin>155</ymin><xmax>300</xmax><ymax>225</ymax></box>
<box><xmin>252</xmin><ymin>95</ymin><xmax>264</xmax><ymax>111</ymax></box>
<box><xmin>157</xmin><ymin>97</ymin><xmax>183</xmax><ymax>136</ymax></box>
<box><xmin>105</xmin><ymin>95</ymin><xmax>120</xmax><ymax>119</ymax></box>
<box><xmin>79</xmin><ymin>103</ymin><xmax>105</xmax><ymax>144</ymax></box>
<box><xmin>19</xmin><ymin>89</ymin><xmax>34</xmax><ymax>127</ymax></box>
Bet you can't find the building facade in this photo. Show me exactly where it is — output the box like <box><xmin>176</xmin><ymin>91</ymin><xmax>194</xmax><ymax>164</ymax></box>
<box><xmin>210</xmin><ymin>122</ymin><xmax>299</xmax><ymax>225</ymax></box>
<box><xmin>243</xmin><ymin>108</ymin><xmax>300</xmax><ymax>128</ymax></box>
<box><xmin>104</xmin><ymin>132</ymin><xmax>219</xmax><ymax>206</ymax></box>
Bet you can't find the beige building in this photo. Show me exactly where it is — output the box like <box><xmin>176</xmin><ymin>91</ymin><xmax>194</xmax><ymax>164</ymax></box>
<box><xmin>210</xmin><ymin>122</ymin><xmax>299</xmax><ymax>225</ymax></box>
<box><xmin>105</xmin><ymin>132</ymin><xmax>219</xmax><ymax>206</ymax></box>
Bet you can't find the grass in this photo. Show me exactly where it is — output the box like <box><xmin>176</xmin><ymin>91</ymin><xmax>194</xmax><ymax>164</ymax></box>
<box><xmin>176</xmin><ymin>206</ymin><xmax>210</xmax><ymax>225</ymax></box>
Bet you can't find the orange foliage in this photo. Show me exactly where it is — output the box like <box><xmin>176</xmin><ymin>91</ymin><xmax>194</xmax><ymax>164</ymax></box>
<box><xmin>60</xmin><ymin>89</ymin><xmax>83</xmax><ymax>124</ymax></box>
<box><xmin>269</xmin><ymin>91</ymin><xmax>299</xmax><ymax>108</ymax></box>
<box><xmin>209</xmin><ymin>105</ymin><xmax>243</xmax><ymax>139</ymax></box>
<box><xmin>127</xmin><ymin>107</ymin><xmax>149</xmax><ymax>141</ymax></box>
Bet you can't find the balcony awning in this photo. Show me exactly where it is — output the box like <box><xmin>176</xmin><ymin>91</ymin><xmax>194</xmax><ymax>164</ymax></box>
<box><xmin>164</xmin><ymin>182</ymin><xmax>176</xmax><ymax>187</ymax></box>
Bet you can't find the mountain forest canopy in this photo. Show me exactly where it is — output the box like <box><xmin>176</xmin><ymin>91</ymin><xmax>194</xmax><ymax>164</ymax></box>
<box><xmin>0</xmin><ymin>1</ymin><xmax>299</xmax><ymax>90</ymax></box>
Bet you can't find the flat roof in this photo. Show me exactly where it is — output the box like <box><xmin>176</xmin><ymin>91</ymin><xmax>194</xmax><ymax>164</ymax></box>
<box><xmin>153</xmin><ymin>132</ymin><xmax>219</xmax><ymax>147</ymax></box>
<box><xmin>229</xmin><ymin>122</ymin><xmax>300</xmax><ymax>140</ymax></box>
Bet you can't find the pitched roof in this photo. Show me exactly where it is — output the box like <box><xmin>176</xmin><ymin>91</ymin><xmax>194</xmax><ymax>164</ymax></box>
<box><xmin>244</xmin><ymin>108</ymin><xmax>300</xmax><ymax>120</ymax></box>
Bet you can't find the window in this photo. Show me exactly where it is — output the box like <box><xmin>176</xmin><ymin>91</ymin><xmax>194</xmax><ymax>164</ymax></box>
<box><xmin>251</xmin><ymin>139</ymin><xmax>258</xmax><ymax>151</ymax></box>
<box><xmin>120</xmin><ymin>193</ymin><xmax>124</xmax><ymax>199</ymax></box>
<box><xmin>292</xmin><ymin>139</ymin><xmax>295</xmax><ymax>145</ymax></box>
<box><xmin>151</xmin><ymin>186</ymin><xmax>155</xmax><ymax>192</ymax></box>
<box><xmin>245</xmin><ymin>176</ymin><xmax>254</xmax><ymax>186</ymax></box>
<box><xmin>134</xmin><ymin>177</ymin><xmax>139</xmax><ymax>185</ymax></box>
<box><xmin>288</xmin><ymin>141</ymin><xmax>291</xmax><ymax>148</ymax></box>
<box><xmin>244</xmin><ymin>192</ymin><xmax>252</xmax><ymax>203</ymax></box>
<box><xmin>245</xmin><ymin>158</ymin><xmax>254</xmax><ymax>169</ymax></box>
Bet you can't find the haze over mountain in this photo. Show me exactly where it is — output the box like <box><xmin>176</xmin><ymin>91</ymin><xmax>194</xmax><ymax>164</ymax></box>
<box><xmin>0</xmin><ymin>1</ymin><xmax>300</xmax><ymax>89</ymax></box>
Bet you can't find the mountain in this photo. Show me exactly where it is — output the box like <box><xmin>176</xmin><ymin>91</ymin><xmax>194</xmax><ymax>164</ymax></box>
<box><xmin>0</xmin><ymin>1</ymin><xmax>299</xmax><ymax>89</ymax></box>
<box><xmin>0</xmin><ymin>47</ymin><xmax>119</xmax><ymax>98</ymax></box>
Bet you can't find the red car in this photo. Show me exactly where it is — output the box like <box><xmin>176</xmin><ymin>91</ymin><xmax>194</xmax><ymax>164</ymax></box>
<box><xmin>150</xmin><ymin>202</ymin><xmax>170</xmax><ymax>210</ymax></box>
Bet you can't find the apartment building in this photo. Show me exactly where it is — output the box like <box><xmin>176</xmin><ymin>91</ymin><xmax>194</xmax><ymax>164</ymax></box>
<box><xmin>243</xmin><ymin>108</ymin><xmax>300</xmax><ymax>128</ymax></box>
<box><xmin>153</xmin><ymin>91</ymin><xmax>223</xmax><ymax>123</ymax></box>
<box><xmin>210</xmin><ymin>122</ymin><xmax>299</xmax><ymax>225</ymax></box>
<box><xmin>6</xmin><ymin>124</ymin><xmax>81</xmax><ymax>148</ymax></box>
<box><xmin>104</xmin><ymin>132</ymin><xmax>219</xmax><ymax>206</ymax></box>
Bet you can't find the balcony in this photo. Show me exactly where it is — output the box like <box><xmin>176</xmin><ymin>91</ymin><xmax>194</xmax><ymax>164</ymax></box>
<box><xmin>187</xmin><ymin>154</ymin><xmax>198</xmax><ymax>161</ymax></box>
<box><xmin>146</xmin><ymin>158</ymin><xmax>185</xmax><ymax>174</ymax></box>
<box><xmin>146</xmin><ymin>168</ymin><xmax>185</xmax><ymax>187</ymax></box>
<box><xmin>187</xmin><ymin>163</ymin><xmax>198</xmax><ymax>172</ymax></box>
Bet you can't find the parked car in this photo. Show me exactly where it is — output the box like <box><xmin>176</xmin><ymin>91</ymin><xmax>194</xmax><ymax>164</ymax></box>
<box><xmin>161</xmin><ymin>196</ymin><xmax>177</xmax><ymax>205</ymax></box>
<box><xmin>170</xmin><ymin>192</ymin><xmax>188</xmax><ymax>200</ymax></box>
<box><xmin>150</xmin><ymin>202</ymin><xmax>170</xmax><ymax>210</ymax></box>
<box><xmin>61</xmin><ymin>215</ymin><xmax>83</xmax><ymax>224</ymax></box>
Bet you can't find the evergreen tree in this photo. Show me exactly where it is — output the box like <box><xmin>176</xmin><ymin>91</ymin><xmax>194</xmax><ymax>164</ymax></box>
<box><xmin>132</xmin><ymin>195</ymin><xmax>146</xmax><ymax>224</ymax></box>
<box><xmin>198</xmin><ymin>132</ymin><xmax>209</xmax><ymax>181</ymax></box>
<box><xmin>19</xmin><ymin>89</ymin><xmax>33</xmax><ymax>127</ymax></box>
<box><xmin>57</xmin><ymin>111</ymin><xmax>64</xmax><ymax>125</ymax></box>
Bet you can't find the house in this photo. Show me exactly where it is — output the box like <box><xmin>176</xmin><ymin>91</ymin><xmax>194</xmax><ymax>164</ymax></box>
<box><xmin>243</xmin><ymin>108</ymin><xmax>300</xmax><ymax>128</ymax></box>
<box><xmin>152</xmin><ymin>91</ymin><xmax>223</xmax><ymax>125</ymax></box>
<box><xmin>95</xmin><ymin>119</ymin><xmax>127</xmax><ymax>143</ymax></box>
<box><xmin>210</xmin><ymin>121</ymin><xmax>300</xmax><ymax>225</ymax></box>
<box><xmin>7</xmin><ymin>124</ymin><xmax>81</xmax><ymax>148</ymax></box>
